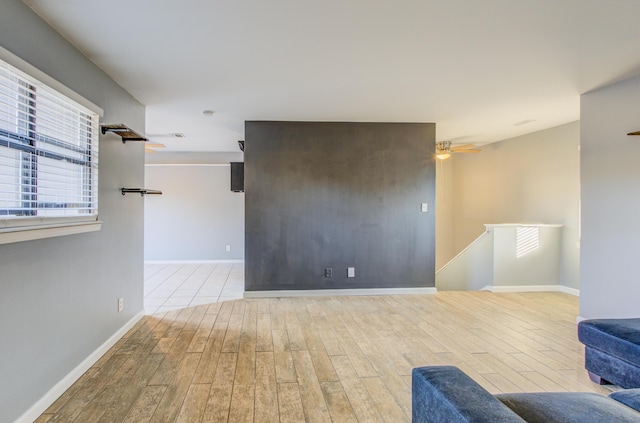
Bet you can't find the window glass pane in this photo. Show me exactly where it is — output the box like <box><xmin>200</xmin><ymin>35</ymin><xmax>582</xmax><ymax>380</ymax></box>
<box><xmin>0</xmin><ymin>146</ymin><xmax>20</xmax><ymax>213</ymax></box>
<box><xmin>38</xmin><ymin>156</ymin><xmax>88</xmax><ymax>216</ymax></box>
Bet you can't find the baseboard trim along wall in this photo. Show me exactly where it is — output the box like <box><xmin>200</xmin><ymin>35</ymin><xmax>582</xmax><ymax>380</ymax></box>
<box><xmin>16</xmin><ymin>311</ymin><xmax>144</xmax><ymax>423</ymax></box>
<box><xmin>482</xmin><ymin>284</ymin><xmax>580</xmax><ymax>296</ymax></box>
<box><xmin>244</xmin><ymin>287</ymin><xmax>437</xmax><ymax>298</ymax></box>
<box><xmin>144</xmin><ymin>260</ymin><xmax>245</xmax><ymax>264</ymax></box>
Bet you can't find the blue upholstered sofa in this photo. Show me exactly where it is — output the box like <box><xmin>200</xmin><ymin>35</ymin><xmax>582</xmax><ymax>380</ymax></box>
<box><xmin>578</xmin><ymin>318</ymin><xmax>640</xmax><ymax>388</ymax></box>
<box><xmin>412</xmin><ymin>366</ymin><xmax>640</xmax><ymax>422</ymax></box>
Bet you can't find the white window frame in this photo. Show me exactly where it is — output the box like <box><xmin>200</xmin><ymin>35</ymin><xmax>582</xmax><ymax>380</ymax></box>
<box><xmin>0</xmin><ymin>46</ymin><xmax>103</xmax><ymax>244</ymax></box>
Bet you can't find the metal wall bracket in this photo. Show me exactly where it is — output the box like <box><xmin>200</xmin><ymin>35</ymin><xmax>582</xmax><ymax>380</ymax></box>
<box><xmin>101</xmin><ymin>124</ymin><xmax>148</xmax><ymax>143</ymax></box>
<box><xmin>121</xmin><ymin>188</ymin><xmax>162</xmax><ymax>196</ymax></box>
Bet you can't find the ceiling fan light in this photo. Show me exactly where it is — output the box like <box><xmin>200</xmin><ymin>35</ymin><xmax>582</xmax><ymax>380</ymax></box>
<box><xmin>436</xmin><ymin>151</ymin><xmax>451</xmax><ymax>160</ymax></box>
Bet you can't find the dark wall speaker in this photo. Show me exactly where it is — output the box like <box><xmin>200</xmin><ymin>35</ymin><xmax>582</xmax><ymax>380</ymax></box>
<box><xmin>230</xmin><ymin>162</ymin><xmax>244</xmax><ymax>192</ymax></box>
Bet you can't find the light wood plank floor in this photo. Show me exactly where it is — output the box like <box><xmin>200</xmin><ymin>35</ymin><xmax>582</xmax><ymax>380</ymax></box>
<box><xmin>37</xmin><ymin>291</ymin><xmax>610</xmax><ymax>422</ymax></box>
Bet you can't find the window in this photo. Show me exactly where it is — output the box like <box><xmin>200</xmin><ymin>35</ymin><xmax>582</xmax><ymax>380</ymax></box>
<box><xmin>0</xmin><ymin>56</ymin><xmax>99</xmax><ymax>233</ymax></box>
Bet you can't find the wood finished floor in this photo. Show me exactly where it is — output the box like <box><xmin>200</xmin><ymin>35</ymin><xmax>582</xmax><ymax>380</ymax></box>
<box><xmin>36</xmin><ymin>291</ymin><xmax>609</xmax><ymax>422</ymax></box>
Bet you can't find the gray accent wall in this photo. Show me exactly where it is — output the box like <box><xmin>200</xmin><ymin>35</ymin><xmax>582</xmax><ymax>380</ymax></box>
<box><xmin>245</xmin><ymin>121</ymin><xmax>435</xmax><ymax>291</ymax></box>
<box><xmin>0</xmin><ymin>2</ymin><xmax>145</xmax><ymax>421</ymax></box>
<box><xmin>581</xmin><ymin>74</ymin><xmax>640</xmax><ymax>319</ymax></box>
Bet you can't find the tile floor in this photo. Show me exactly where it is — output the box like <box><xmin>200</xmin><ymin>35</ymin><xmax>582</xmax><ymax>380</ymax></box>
<box><xmin>143</xmin><ymin>262</ymin><xmax>244</xmax><ymax>315</ymax></box>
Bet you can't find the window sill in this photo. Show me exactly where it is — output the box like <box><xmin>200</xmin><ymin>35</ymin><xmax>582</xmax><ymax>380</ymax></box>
<box><xmin>0</xmin><ymin>221</ymin><xmax>102</xmax><ymax>245</ymax></box>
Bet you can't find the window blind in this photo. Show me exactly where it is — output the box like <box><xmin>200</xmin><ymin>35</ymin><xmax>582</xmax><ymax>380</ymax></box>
<box><xmin>0</xmin><ymin>58</ymin><xmax>99</xmax><ymax>227</ymax></box>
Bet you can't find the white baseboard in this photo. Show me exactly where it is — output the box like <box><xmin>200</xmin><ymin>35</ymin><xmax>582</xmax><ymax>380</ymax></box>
<box><xmin>482</xmin><ymin>284</ymin><xmax>580</xmax><ymax>296</ymax></box>
<box><xmin>144</xmin><ymin>260</ymin><xmax>245</xmax><ymax>264</ymax></box>
<box><xmin>558</xmin><ymin>286</ymin><xmax>580</xmax><ymax>296</ymax></box>
<box><xmin>244</xmin><ymin>287</ymin><xmax>437</xmax><ymax>298</ymax></box>
<box><xmin>15</xmin><ymin>311</ymin><xmax>144</xmax><ymax>423</ymax></box>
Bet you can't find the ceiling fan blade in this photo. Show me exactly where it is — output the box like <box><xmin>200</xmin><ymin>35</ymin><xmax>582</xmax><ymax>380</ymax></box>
<box><xmin>144</xmin><ymin>148</ymin><xmax>156</xmax><ymax>153</ymax></box>
<box><xmin>455</xmin><ymin>149</ymin><xmax>481</xmax><ymax>153</ymax></box>
<box><xmin>146</xmin><ymin>143</ymin><xmax>166</xmax><ymax>148</ymax></box>
<box><xmin>451</xmin><ymin>144</ymin><xmax>477</xmax><ymax>150</ymax></box>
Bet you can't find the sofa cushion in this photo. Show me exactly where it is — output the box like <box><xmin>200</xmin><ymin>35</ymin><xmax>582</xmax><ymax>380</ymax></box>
<box><xmin>497</xmin><ymin>392</ymin><xmax>640</xmax><ymax>423</ymax></box>
<box><xmin>578</xmin><ymin>319</ymin><xmax>640</xmax><ymax>365</ymax></box>
<box><xmin>610</xmin><ymin>388</ymin><xmax>640</xmax><ymax>412</ymax></box>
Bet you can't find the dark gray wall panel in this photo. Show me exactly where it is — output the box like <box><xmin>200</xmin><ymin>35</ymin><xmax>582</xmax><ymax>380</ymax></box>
<box><xmin>245</xmin><ymin>121</ymin><xmax>435</xmax><ymax>291</ymax></box>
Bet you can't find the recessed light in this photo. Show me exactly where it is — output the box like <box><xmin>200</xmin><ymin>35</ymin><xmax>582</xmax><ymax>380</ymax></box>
<box><xmin>173</xmin><ymin>133</ymin><xmax>185</xmax><ymax>138</ymax></box>
<box><xmin>202</xmin><ymin>110</ymin><xmax>215</xmax><ymax>116</ymax></box>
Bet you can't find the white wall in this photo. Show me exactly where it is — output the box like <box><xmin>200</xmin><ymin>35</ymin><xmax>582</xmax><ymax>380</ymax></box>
<box><xmin>0</xmin><ymin>2</ymin><xmax>145</xmax><ymax>421</ymax></box>
<box><xmin>144</xmin><ymin>163</ymin><xmax>245</xmax><ymax>261</ymax></box>
<box><xmin>436</xmin><ymin>122</ymin><xmax>581</xmax><ymax>289</ymax></box>
<box><xmin>145</xmin><ymin>151</ymin><xmax>243</xmax><ymax>165</ymax></box>
<box><xmin>436</xmin><ymin>156</ymin><xmax>456</xmax><ymax>269</ymax></box>
<box><xmin>492</xmin><ymin>225</ymin><xmax>562</xmax><ymax>288</ymax></box>
<box><xmin>436</xmin><ymin>231</ymin><xmax>493</xmax><ymax>290</ymax></box>
<box><xmin>580</xmin><ymin>74</ymin><xmax>640</xmax><ymax>319</ymax></box>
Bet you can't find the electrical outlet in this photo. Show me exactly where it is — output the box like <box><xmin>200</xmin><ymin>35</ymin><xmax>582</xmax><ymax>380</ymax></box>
<box><xmin>347</xmin><ymin>267</ymin><xmax>355</xmax><ymax>278</ymax></box>
<box><xmin>118</xmin><ymin>297</ymin><xmax>124</xmax><ymax>313</ymax></box>
<box><xmin>226</xmin><ymin>245</ymin><xmax>231</xmax><ymax>252</ymax></box>
<box><xmin>324</xmin><ymin>268</ymin><xmax>333</xmax><ymax>278</ymax></box>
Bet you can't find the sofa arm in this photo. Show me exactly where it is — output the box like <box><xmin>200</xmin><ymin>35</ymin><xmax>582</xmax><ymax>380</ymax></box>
<box><xmin>412</xmin><ymin>366</ymin><xmax>526</xmax><ymax>422</ymax></box>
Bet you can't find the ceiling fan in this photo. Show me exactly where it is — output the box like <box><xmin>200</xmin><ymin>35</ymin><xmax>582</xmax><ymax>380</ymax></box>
<box><xmin>435</xmin><ymin>141</ymin><xmax>481</xmax><ymax>160</ymax></box>
<box><xmin>144</xmin><ymin>132</ymin><xmax>185</xmax><ymax>153</ymax></box>
<box><xmin>144</xmin><ymin>143</ymin><xmax>166</xmax><ymax>154</ymax></box>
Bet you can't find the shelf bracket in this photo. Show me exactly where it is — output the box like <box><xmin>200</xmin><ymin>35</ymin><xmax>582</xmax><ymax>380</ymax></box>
<box><xmin>101</xmin><ymin>124</ymin><xmax>148</xmax><ymax>143</ymax></box>
<box><xmin>121</xmin><ymin>188</ymin><xmax>162</xmax><ymax>197</ymax></box>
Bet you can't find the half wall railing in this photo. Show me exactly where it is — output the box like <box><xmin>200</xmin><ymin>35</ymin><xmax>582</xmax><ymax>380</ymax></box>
<box><xmin>436</xmin><ymin>224</ymin><xmax>563</xmax><ymax>292</ymax></box>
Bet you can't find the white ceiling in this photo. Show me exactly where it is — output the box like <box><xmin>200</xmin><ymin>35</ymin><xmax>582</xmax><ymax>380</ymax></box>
<box><xmin>22</xmin><ymin>0</ymin><xmax>640</xmax><ymax>152</ymax></box>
